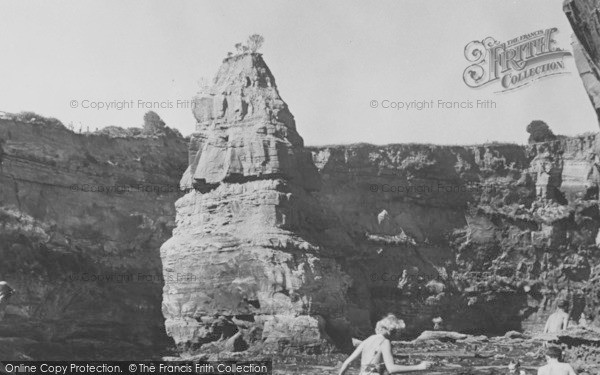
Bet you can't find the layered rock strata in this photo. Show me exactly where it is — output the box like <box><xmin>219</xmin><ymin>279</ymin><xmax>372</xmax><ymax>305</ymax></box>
<box><xmin>0</xmin><ymin>118</ymin><xmax>188</xmax><ymax>358</ymax></box>
<box><xmin>164</xmin><ymin>52</ymin><xmax>600</xmax><ymax>355</ymax></box>
<box><xmin>161</xmin><ymin>53</ymin><xmax>352</xmax><ymax>353</ymax></box>
<box><xmin>311</xmin><ymin>138</ymin><xmax>600</xmax><ymax>337</ymax></box>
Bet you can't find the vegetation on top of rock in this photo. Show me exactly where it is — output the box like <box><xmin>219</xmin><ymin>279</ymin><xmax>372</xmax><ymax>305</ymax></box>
<box><xmin>526</xmin><ymin>120</ymin><xmax>557</xmax><ymax>144</ymax></box>
<box><xmin>2</xmin><ymin>110</ymin><xmax>184</xmax><ymax>139</ymax></box>
<box><xmin>228</xmin><ymin>34</ymin><xmax>265</xmax><ymax>57</ymax></box>
<box><xmin>247</xmin><ymin>34</ymin><xmax>264</xmax><ymax>53</ymax></box>
<box><xmin>90</xmin><ymin>112</ymin><xmax>182</xmax><ymax>138</ymax></box>
<box><xmin>10</xmin><ymin>111</ymin><xmax>66</xmax><ymax>129</ymax></box>
<box><xmin>94</xmin><ymin>126</ymin><xmax>143</xmax><ymax>138</ymax></box>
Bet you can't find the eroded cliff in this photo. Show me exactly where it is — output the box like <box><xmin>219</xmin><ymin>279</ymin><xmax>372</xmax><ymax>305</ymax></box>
<box><xmin>5</xmin><ymin>18</ymin><xmax>600</xmax><ymax>357</ymax></box>
<box><xmin>311</xmin><ymin>138</ymin><xmax>600</xmax><ymax>338</ymax></box>
<box><xmin>164</xmin><ymin>52</ymin><xmax>600</xmax><ymax>356</ymax></box>
<box><xmin>0</xmin><ymin>116</ymin><xmax>188</xmax><ymax>359</ymax></box>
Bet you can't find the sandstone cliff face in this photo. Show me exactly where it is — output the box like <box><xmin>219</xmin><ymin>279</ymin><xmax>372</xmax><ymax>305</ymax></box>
<box><xmin>0</xmin><ymin>118</ymin><xmax>188</xmax><ymax>359</ymax></box>
<box><xmin>161</xmin><ymin>53</ymin><xmax>351</xmax><ymax>354</ymax></box>
<box><xmin>181</xmin><ymin>53</ymin><xmax>320</xmax><ymax>192</ymax></box>
<box><xmin>310</xmin><ymin>139</ymin><xmax>600</xmax><ymax>337</ymax></box>
<box><xmin>164</xmin><ymin>51</ymin><xmax>600</xmax><ymax>356</ymax></box>
<box><xmin>3</xmin><ymin>55</ymin><xmax>600</xmax><ymax>358</ymax></box>
<box><xmin>309</xmin><ymin>144</ymin><xmax>529</xmax><ymax>336</ymax></box>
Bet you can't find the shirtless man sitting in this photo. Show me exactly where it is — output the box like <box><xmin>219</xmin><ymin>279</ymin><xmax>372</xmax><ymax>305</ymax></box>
<box><xmin>537</xmin><ymin>346</ymin><xmax>576</xmax><ymax>375</ymax></box>
<box><xmin>543</xmin><ymin>300</ymin><xmax>569</xmax><ymax>334</ymax></box>
<box><xmin>338</xmin><ymin>314</ymin><xmax>432</xmax><ymax>375</ymax></box>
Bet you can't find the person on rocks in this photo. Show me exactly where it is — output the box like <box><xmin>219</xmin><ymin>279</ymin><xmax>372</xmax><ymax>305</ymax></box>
<box><xmin>578</xmin><ymin>313</ymin><xmax>588</xmax><ymax>327</ymax></box>
<box><xmin>537</xmin><ymin>346</ymin><xmax>576</xmax><ymax>375</ymax></box>
<box><xmin>0</xmin><ymin>281</ymin><xmax>15</xmax><ymax>320</ymax></box>
<box><xmin>543</xmin><ymin>300</ymin><xmax>570</xmax><ymax>334</ymax></box>
<box><xmin>507</xmin><ymin>360</ymin><xmax>521</xmax><ymax>375</ymax></box>
<box><xmin>338</xmin><ymin>314</ymin><xmax>433</xmax><ymax>375</ymax></box>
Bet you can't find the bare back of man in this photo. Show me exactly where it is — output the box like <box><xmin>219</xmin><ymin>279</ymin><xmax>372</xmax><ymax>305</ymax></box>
<box><xmin>544</xmin><ymin>311</ymin><xmax>569</xmax><ymax>333</ymax></box>
<box><xmin>359</xmin><ymin>334</ymin><xmax>385</xmax><ymax>370</ymax></box>
<box><xmin>537</xmin><ymin>362</ymin><xmax>576</xmax><ymax>375</ymax></box>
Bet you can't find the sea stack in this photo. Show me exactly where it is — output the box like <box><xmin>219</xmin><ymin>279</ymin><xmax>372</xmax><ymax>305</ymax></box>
<box><xmin>160</xmin><ymin>52</ymin><xmax>350</xmax><ymax>353</ymax></box>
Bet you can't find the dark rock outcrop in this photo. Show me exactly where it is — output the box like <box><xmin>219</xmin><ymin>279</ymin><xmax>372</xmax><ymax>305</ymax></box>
<box><xmin>311</xmin><ymin>138</ymin><xmax>600</xmax><ymax>337</ymax></box>
<box><xmin>0</xmin><ymin>118</ymin><xmax>188</xmax><ymax>359</ymax></box>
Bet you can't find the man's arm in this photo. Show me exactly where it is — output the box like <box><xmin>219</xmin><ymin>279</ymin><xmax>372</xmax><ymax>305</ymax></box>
<box><xmin>381</xmin><ymin>340</ymin><xmax>431</xmax><ymax>373</ymax></box>
<box><xmin>338</xmin><ymin>341</ymin><xmax>364</xmax><ymax>375</ymax></box>
<box><xmin>567</xmin><ymin>364</ymin><xmax>577</xmax><ymax>375</ymax></box>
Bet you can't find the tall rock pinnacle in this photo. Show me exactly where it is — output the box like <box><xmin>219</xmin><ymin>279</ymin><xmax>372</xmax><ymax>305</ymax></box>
<box><xmin>181</xmin><ymin>53</ymin><xmax>320</xmax><ymax>192</ymax></box>
<box><xmin>161</xmin><ymin>52</ymin><xmax>350</xmax><ymax>353</ymax></box>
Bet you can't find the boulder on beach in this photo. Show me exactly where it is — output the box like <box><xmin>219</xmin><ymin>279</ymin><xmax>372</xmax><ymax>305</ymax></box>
<box><xmin>504</xmin><ymin>330</ymin><xmax>531</xmax><ymax>340</ymax></box>
<box><xmin>412</xmin><ymin>330</ymin><xmax>468</xmax><ymax>342</ymax></box>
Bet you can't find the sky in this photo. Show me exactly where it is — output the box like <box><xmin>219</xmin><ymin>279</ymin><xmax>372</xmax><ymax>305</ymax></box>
<box><xmin>0</xmin><ymin>0</ymin><xmax>597</xmax><ymax>146</ymax></box>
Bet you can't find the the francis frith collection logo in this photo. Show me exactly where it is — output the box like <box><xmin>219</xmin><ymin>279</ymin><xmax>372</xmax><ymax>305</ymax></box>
<box><xmin>463</xmin><ymin>27</ymin><xmax>572</xmax><ymax>92</ymax></box>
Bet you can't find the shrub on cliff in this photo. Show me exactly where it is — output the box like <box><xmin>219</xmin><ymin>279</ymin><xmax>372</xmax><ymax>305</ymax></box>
<box><xmin>142</xmin><ymin>111</ymin><xmax>166</xmax><ymax>134</ymax></box>
<box><xmin>231</xmin><ymin>34</ymin><xmax>265</xmax><ymax>57</ymax></box>
<box><xmin>526</xmin><ymin>120</ymin><xmax>557</xmax><ymax>144</ymax></box>
<box><xmin>247</xmin><ymin>34</ymin><xmax>264</xmax><ymax>53</ymax></box>
<box><xmin>93</xmin><ymin>125</ymin><xmax>182</xmax><ymax>139</ymax></box>
<box><xmin>12</xmin><ymin>111</ymin><xmax>65</xmax><ymax>129</ymax></box>
<box><xmin>95</xmin><ymin>126</ymin><xmax>141</xmax><ymax>138</ymax></box>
